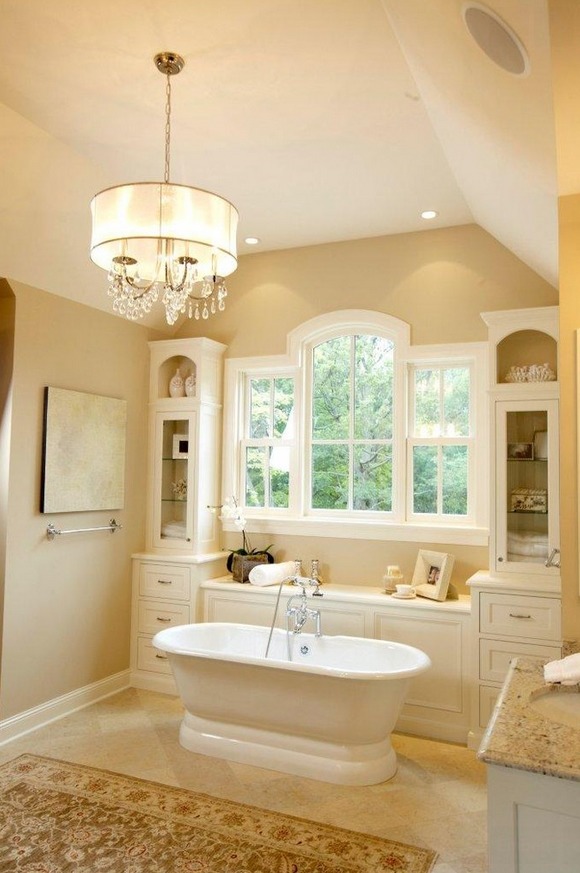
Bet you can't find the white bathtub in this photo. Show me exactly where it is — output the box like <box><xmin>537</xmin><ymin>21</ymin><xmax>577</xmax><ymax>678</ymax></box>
<box><xmin>153</xmin><ymin>622</ymin><xmax>431</xmax><ymax>785</ymax></box>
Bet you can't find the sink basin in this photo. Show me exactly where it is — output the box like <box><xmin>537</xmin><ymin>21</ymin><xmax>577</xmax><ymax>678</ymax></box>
<box><xmin>530</xmin><ymin>689</ymin><xmax>580</xmax><ymax>728</ymax></box>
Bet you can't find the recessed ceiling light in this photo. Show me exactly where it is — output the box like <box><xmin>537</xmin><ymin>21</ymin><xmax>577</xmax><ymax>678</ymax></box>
<box><xmin>244</xmin><ymin>237</ymin><xmax>260</xmax><ymax>245</ymax></box>
<box><xmin>462</xmin><ymin>3</ymin><xmax>529</xmax><ymax>76</ymax></box>
<box><xmin>421</xmin><ymin>210</ymin><xmax>438</xmax><ymax>220</ymax></box>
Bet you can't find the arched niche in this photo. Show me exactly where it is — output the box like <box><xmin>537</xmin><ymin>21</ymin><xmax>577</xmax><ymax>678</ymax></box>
<box><xmin>496</xmin><ymin>330</ymin><xmax>557</xmax><ymax>384</ymax></box>
<box><xmin>156</xmin><ymin>354</ymin><xmax>196</xmax><ymax>399</ymax></box>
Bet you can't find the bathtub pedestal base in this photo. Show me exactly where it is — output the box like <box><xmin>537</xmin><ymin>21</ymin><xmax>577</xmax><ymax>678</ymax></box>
<box><xmin>179</xmin><ymin>712</ymin><xmax>397</xmax><ymax>785</ymax></box>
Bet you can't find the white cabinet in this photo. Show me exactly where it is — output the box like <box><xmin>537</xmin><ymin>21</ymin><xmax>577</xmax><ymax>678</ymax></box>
<box><xmin>131</xmin><ymin>560</ymin><xmax>192</xmax><ymax>688</ymax></box>
<box><xmin>467</xmin><ymin>572</ymin><xmax>561</xmax><ymax>745</ymax></box>
<box><xmin>493</xmin><ymin>397</ymin><xmax>559</xmax><ymax>576</ymax></box>
<box><xmin>130</xmin><ymin>555</ymin><xmax>226</xmax><ymax>692</ymax></box>
<box><xmin>130</xmin><ymin>337</ymin><xmax>229</xmax><ymax>692</ymax></box>
<box><xmin>469</xmin><ymin>309</ymin><xmax>563</xmax><ymax>747</ymax></box>
<box><xmin>482</xmin><ymin>307</ymin><xmax>560</xmax><ymax>578</ymax></box>
<box><xmin>373</xmin><ymin>607</ymin><xmax>469</xmax><ymax>740</ymax></box>
<box><xmin>201</xmin><ymin>580</ymin><xmax>472</xmax><ymax>744</ymax></box>
<box><xmin>145</xmin><ymin>338</ymin><xmax>225</xmax><ymax>556</ymax></box>
<box><xmin>487</xmin><ymin>762</ymin><xmax>580</xmax><ymax>873</ymax></box>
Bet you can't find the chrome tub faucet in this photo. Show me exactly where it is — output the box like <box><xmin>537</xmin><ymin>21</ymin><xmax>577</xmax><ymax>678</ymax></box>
<box><xmin>285</xmin><ymin>574</ymin><xmax>323</xmax><ymax>636</ymax></box>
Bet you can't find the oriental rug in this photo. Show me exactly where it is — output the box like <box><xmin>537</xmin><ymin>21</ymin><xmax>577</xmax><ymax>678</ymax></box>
<box><xmin>0</xmin><ymin>754</ymin><xmax>437</xmax><ymax>872</ymax></box>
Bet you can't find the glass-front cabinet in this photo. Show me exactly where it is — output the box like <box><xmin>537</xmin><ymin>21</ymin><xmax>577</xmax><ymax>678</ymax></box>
<box><xmin>494</xmin><ymin>398</ymin><xmax>559</xmax><ymax>575</ymax></box>
<box><xmin>153</xmin><ymin>413</ymin><xmax>194</xmax><ymax>547</ymax></box>
<box><xmin>146</xmin><ymin>337</ymin><xmax>226</xmax><ymax>556</ymax></box>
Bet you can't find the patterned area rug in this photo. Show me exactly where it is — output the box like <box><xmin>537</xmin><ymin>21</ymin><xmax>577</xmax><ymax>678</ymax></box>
<box><xmin>0</xmin><ymin>755</ymin><xmax>437</xmax><ymax>872</ymax></box>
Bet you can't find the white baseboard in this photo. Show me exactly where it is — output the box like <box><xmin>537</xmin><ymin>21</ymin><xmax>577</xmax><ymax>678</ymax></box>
<box><xmin>129</xmin><ymin>670</ymin><xmax>177</xmax><ymax>696</ymax></box>
<box><xmin>0</xmin><ymin>669</ymin><xmax>131</xmax><ymax>747</ymax></box>
<box><xmin>395</xmin><ymin>714</ymin><xmax>469</xmax><ymax>746</ymax></box>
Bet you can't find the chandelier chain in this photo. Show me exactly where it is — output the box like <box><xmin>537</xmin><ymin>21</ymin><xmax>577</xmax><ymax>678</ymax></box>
<box><xmin>164</xmin><ymin>72</ymin><xmax>172</xmax><ymax>184</ymax></box>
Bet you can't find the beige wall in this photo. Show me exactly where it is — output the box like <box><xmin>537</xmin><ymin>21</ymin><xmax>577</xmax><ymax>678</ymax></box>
<box><xmin>556</xmin><ymin>196</ymin><xmax>580</xmax><ymax>641</ymax></box>
<box><xmin>0</xmin><ymin>284</ymin><xmax>15</xmax><ymax>684</ymax></box>
<box><xmin>178</xmin><ymin>223</ymin><xmax>557</xmax><ymax>355</ymax></box>
<box><xmin>220</xmin><ymin>532</ymin><xmax>488</xmax><ymax>596</ymax></box>
<box><xmin>0</xmin><ymin>281</ymin><xmax>151</xmax><ymax>719</ymax></box>
<box><xmin>178</xmin><ymin>223</ymin><xmax>557</xmax><ymax>595</ymax></box>
<box><xmin>548</xmin><ymin>0</ymin><xmax>580</xmax><ymax>642</ymax></box>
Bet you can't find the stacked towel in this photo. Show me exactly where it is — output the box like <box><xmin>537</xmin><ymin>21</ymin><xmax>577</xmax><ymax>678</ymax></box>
<box><xmin>544</xmin><ymin>653</ymin><xmax>580</xmax><ymax>685</ymax></box>
<box><xmin>248</xmin><ymin>561</ymin><xmax>296</xmax><ymax>586</ymax></box>
<box><xmin>161</xmin><ymin>521</ymin><xmax>187</xmax><ymax>539</ymax></box>
<box><xmin>507</xmin><ymin>531</ymin><xmax>548</xmax><ymax>561</ymax></box>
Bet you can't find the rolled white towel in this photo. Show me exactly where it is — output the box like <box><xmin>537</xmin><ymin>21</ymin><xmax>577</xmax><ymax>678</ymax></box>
<box><xmin>544</xmin><ymin>652</ymin><xmax>580</xmax><ymax>685</ymax></box>
<box><xmin>248</xmin><ymin>561</ymin><xmax>296</xmax><ymax>586</ymax></box>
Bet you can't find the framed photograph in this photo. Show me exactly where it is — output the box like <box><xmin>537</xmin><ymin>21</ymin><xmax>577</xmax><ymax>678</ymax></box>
<box><xmin>172</xmin><ymin>434</ymin><xmax>189</xmax><ymax>459</ymax></box>
<box><xmin>412</xmin><ymin>550</ymin><xmax>455</xmax><ymax>602</ymax></box>
<box><xmin>507</xmin><ymin>442</ymin><xmax>534</xmax><ymax>460</ymax></box>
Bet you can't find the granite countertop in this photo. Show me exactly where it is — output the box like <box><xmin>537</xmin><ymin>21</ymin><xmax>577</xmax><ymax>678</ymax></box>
<box><xmin>478</xmin><ymin>658</ymin><xmax>580</xmax><ymax>782</ymax></box>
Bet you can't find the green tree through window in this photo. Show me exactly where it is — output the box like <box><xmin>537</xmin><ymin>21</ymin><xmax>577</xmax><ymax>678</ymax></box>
<box><xmin>311</xmin><ymin>335</ymin><xmax>393</xmax><ymax>511</ymax></box>
<box><xmin>411</xmin><ymin>366</ymin><xmax>470</xmax><ymax>517</ymax></box>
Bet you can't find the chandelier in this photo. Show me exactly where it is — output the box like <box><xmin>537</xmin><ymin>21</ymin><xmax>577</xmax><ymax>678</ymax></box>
<box><xmin>89</xmin><ymin>52</ymin><xmax>238</xmax><ymax>324</ymax></box>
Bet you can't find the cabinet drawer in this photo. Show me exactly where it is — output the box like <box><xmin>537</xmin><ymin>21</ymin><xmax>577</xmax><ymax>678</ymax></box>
<box><xmin>479</xmin><ymin>593</ymin><xmax>561</xmax><ymax>641</ymax></box>
<box><xmin>138</xmin><ymin>600</ymin><xmax>189</xmax><ymax>635</ymax></box>
<box><xmin>137</xmin><ymin>637</ymin><xmax>173</xmax><ymax>674</ymax></box>
<box><xmin>139</xmin><ymin>563</ymin><xmax>190</xmax><ymax>600</ymax></box>
<box><xmin>480</xmin><ymin>638</ymin><xmax>561</xmax><ymax>683</ymax></box>
<box><xmin>479</xmin><ymin>685</ymin><xmax>501</xmax><ymax>730</ymax></box>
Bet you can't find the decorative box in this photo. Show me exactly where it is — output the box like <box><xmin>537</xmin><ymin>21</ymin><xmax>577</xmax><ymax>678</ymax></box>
<box><xmin>510</xmin><ymin>488</ymin><xmax>547</xmax><ymax>513</ymax></box>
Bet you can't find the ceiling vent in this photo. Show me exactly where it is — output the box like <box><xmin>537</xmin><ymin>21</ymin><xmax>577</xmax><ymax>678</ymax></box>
<box><xmin>462</xmin><ymin>3</ymin><xmax>529</xmax><ymax>76</ymax></box>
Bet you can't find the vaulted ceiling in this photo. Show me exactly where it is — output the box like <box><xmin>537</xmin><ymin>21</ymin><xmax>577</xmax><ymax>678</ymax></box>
<box><xmin>0</xmin><ymin>1</ymin><xmax>561</xmax><ymax>330</ymax></box>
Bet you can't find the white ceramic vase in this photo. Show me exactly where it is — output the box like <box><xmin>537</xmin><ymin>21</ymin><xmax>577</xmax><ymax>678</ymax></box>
<box><xmin>185</xmin><ymin>374</ymin><xmax>196</xmax><ymax>397</ymax></box>
<box><xmin>169</xmin><ymin>369</ymin><xmax>185</xmax><ymax>398</ymax></box>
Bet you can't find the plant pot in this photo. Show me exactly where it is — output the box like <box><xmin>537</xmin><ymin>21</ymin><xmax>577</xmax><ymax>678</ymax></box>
<box><xmin>231</xmin><ymin>552</ymin><xmax>270</xmax><ymax>583</ymax></box>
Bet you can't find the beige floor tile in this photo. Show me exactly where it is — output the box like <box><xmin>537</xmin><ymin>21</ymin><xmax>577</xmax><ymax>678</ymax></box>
<box><xmin>411</xmin><ymin>810</ymin><xmax>488</xmax><ymax>863</ymax></box>
<box><xmin>0</xmin><ymin>687</ymin><xmax>488</xmax><ymax>871</ymax></box>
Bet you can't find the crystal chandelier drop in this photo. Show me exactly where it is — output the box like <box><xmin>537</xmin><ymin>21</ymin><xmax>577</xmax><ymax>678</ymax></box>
<box><xmin>89</xmin><ymin>53</ymin><xmax>238</xmax><ymax>325</ymax></box>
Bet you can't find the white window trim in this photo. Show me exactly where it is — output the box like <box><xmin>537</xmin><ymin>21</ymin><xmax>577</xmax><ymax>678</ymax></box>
<box><xmin>222</xmin><ymin>312</ymin><xmax>489</xmax><ymax>546</ymax></box>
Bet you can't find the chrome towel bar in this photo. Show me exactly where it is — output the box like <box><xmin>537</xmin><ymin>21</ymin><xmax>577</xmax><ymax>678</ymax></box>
<box><xmin>46</xmin><ymin>518</ymin><xmax>122</xmax><ymax>541</ymax></box>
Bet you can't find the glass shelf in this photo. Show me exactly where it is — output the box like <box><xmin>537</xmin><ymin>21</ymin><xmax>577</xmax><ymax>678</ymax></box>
<box><xmin>507</xmin><ymin>458</ymin><xmax>547</xmax><ymax>463</ymax></box>
<box><xmin>508</xmin><ymin>510</ymin><xmax>548</xmax><ymax>516</ymax></box>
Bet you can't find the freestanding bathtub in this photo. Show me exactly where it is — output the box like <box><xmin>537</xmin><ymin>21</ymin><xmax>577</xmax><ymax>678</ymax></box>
<box><xmin>153</xmin><ymin>622</ymin><xmax>431</xmax><ymax>785</ymax></box>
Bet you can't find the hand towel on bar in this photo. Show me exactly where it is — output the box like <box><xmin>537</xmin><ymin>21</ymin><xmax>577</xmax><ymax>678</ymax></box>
<box><xmin>249</xmin><ymin>561</ymin><xmax>296</xmax><ymax>586</ymax></box>
<box><xmin>544</xmin><ymin>652</ymin><xmax>580</xmax><ymax>685</ymax></box>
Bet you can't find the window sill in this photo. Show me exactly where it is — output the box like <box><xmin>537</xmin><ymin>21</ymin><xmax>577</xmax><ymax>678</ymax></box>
<box><xmin>222</xmin><ymin>517</ymin><xmax>489</xmax><ymax>547</ymax></box>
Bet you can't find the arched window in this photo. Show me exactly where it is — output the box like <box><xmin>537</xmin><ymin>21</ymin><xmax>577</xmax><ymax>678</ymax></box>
<box><xmin>222</xmin><ymin>310</ymin><xmax>487</xmax><ymax>544</ymax></box>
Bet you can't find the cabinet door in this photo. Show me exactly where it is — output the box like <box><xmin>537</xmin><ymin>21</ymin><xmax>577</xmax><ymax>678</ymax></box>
<box><xmin>151</xmin><ymin>410</ymin><xmax>196</xmax><ymax>550</ymax></box>
<box><xmin>374</xmin><ymin>611</ymin><xmax>466</xmax><ymax>715</ymax></box>
<box><xmin>494</xmin><ymin>399</ymin><xmax>559</xmax><ymax>574</ymax></box>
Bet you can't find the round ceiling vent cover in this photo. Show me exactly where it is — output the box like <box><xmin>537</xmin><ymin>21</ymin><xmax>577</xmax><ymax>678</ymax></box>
<box><xmin>462</xmin><ymin>3</ymin><xmax>529</xmax><ymax>76</ymax></box>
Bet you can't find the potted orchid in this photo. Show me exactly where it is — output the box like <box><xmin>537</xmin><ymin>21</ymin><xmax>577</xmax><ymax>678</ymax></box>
<box><xmin>221</xmin><ymin>497</ymin><xmax>274</xmax><ymax>582</ymax></box>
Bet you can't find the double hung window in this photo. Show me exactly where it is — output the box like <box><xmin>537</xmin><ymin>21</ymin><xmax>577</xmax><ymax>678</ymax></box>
<box><xmin>243</xmin><ymin>376</ymin><xmax>295</xmax><ymax>509</ymax></box>
<box><xmin>408</xmin><ymin>365</ymin><xmax>473</xmax><ymax>520</ymax></box>
<box><xmin>224</xmin><ymin>311</ymin><xmax>487</xmax><ymax>543</ymax></box>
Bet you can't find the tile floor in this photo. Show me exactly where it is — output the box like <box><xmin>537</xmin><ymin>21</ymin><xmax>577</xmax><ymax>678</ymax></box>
<box><xmin>0</xmin><ymin>688</ymin><xmax>488</xmax><ymax>872</ymax></box>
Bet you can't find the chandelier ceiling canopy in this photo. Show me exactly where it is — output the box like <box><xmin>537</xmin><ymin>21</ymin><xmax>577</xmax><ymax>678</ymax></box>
<box><xmin>89</xmin><ymin>52</ymin><xmax>238</xmax><ymax>325</ymax></box>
